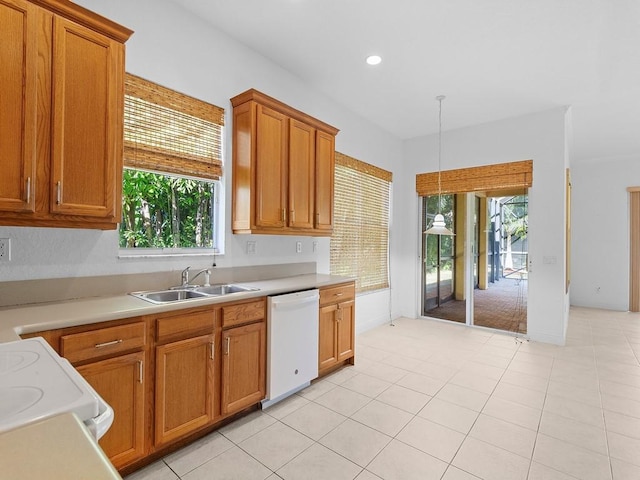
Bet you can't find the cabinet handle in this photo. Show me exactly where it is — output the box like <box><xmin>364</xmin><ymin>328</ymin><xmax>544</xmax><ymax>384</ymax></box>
<box><xmin>290</xmin><ymin>210</ymin><xmax>295</xmax><ymax>222</ymax></box>
<box><xmin>224</xmin><ymin>337</ymin><xmax>230</xmax><ymax>355</ymax></box>
<box><xmin>56</xmin><ymin>181</ymin><xmax>61</xmax><ymax>204</ymax></box>
<box><xmin>138</xmin><ymin>360</ymin><xmax>143</xmax><ymax>384</ymax></box>
<box><xmin>334</xmin><ymin>292</ymin><xmax>343</xmax><ymax>297</ymax></box>
<box><xmin>94</xmin><ymin>339</ymin><xmax>123</xmax><ymax>349</ymax></box>
<box><xmin>315</xmin><ymin>212</ymin><xmax>320</xmax><ymax>225</ymax></box>
<box><xmin>25</xmin><ymin>177</ymin><xmax>31</xmax><ymax>204</ymax></box>
<box><xmin>210</xmin><ymin>342</ymin><xmax>215</xmax><ymax>360</ymax></box>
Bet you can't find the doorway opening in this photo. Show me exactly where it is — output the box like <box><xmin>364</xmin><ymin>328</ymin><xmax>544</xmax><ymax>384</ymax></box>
<box><xmin>473</xmin><ymin>193</ymin><xmax>528</xmax><ymax>333</ymax></box>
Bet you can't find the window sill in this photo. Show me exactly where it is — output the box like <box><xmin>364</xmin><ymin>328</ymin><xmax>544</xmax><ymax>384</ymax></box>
<box><xmin>118</xmin><ymin>248</ymin><xmax>222</xmax><ymax>259</ymax></box>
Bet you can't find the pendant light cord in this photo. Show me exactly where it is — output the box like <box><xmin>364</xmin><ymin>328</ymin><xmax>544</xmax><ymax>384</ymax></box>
<box><xmin>436</xmin><ymin>95</ymin><xmax>445</xmax><ymax>214</ymax></box>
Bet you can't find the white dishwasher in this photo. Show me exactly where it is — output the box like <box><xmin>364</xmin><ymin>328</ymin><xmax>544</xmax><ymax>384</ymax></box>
<box><xmin>262</xmin><ymin>289</ymin><xmax>319</xmax><ymax>409</ymax></box>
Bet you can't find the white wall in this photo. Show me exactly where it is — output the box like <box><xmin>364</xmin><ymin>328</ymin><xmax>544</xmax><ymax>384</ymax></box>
<box><xmin>570</xmin><ymin>155</ymin><xmax>640</xmax><ymax>310</ymax></box>
<box><xmin>398</xmin><ymin>108</ymin><xmax>570</xmax><ymax>344</ymax></box>
<box><xmin>0</xmin><ymin>0</ymin><xmax>402</xmax><ymax>333</ymax></box>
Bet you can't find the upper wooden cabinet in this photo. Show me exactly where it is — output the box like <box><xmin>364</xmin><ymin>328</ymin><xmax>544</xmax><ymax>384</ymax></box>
<box><xmin>231</xmin><ymin>89</ymin><xmax>339</xmax><ymax>236</ymax></box>
<box><xmin>0</xmin><ymin>0</ymin><xmax>132</xmax><ymax>229</ymax></box>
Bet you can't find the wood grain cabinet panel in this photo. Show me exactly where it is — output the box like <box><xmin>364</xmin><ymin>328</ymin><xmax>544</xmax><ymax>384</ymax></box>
<box><xmin>155</xmin><ymin>334</ymin><xmax>216</xmax><ymax>446</ymax></box>
<box><xmin>76</xmin><ymin>351</ymin><xmax>146</xmax><ymax>470</ymax></box>
<box><xmin>61</xmin><ymin>321</ymin><xmax>146</xmax><ymax>364</ymax></box>
<box><xmin>319</xmin><ymin>304</ymin><xmax>339</xmax><ymax>371</ymax></box>
<box><xmin>318</xmin><ymin>282</ymin><xmax>356</xmax><ymax>375</ymax></box>
<box><xmin>255</xmin><ymin>104</ymin><xmax>288</xmax><ymax>229</ymax></box>
<box><xmin>221</xmin><ymin>321</ymin><xmax>266</xmax><ymax>416</ymax></box>
<box><xmin>0</xmin><ymin>0</ymin><xmax>132</xmax><ymax>229</ymax></box>
<box><xmin>314</xmin><ymin>130</ymin><xmax>335</xmax><ymax>232</ymax></box>
<box><xmin>230</xmin><ymin>88</ymin><xmax>339</xmax><ymax>236</ymax></box>
<box><xmin>289</xmin><ymin>119</ymin><xmax>315</xmax><ymax>229</ymax></box>
<box><xmin>0</xmin><ymin>0</ymin><xmax>38</xmax><ymax>213</ymax></box>
<box><xmin>50</xmin><ymin>16</ymin><xmax>123</xmax><ymax>220</ymax></box>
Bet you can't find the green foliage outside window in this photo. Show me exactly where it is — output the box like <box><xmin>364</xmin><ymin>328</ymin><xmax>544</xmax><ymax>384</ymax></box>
<box><xmin>120</xmin><ymin>169</ymin><xmax>215</xmax><ymax>249</ymax></box>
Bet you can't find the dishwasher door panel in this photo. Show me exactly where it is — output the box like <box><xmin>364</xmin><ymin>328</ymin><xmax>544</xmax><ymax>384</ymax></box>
<box><xmin>264</xmin><ymin>289</ymin><xmax>319</xmax><ymax>407</ymax></box>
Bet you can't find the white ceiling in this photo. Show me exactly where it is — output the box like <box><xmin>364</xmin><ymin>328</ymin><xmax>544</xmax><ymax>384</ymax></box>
<box><xmin>169</xmin><ymin>0</ymin><xmax>640</xmax><ymax>162</ymax></box>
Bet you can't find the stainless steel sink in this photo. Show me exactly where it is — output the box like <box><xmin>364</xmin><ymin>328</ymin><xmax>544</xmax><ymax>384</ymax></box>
<box><xmin>130</xmin><ymin>284</ymin><xmax>259</xmax><ymax>304</ymax></box>
<box><xmin>131</xmin><ymin>289</ymin><xmax>209</xmax><ymax>304</ymax></box>
<box><xmin>193</xmin><ymin>284</ymin><xmax>259</xmax><ymax>295</ymax></box>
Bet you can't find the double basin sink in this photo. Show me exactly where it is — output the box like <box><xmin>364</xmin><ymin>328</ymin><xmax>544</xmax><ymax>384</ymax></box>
<box><xmin>131</xmin><ymin>284</ymin><xmax>259</xmax><ymax>304</ymax></box>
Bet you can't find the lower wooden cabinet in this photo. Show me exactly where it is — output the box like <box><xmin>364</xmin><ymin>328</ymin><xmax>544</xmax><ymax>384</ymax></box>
<box><xmin>154</xmin><ymin>333</ymin><xmax>216</xmax><ymax>446</ymax></box>
<box><xmin>19</xmin><ymin>292</ymin><xmax>325</xmax><ymax>474</ymax></box>
<box><xmin>318</xmin><ymin>282</ymin><xmax>356</xmax><ymax>375</ymax></box>
<box><xmin>76</xmin><ymin>351</ymin><xmax>146</xmax><ymax>470</ymax></box>
<box><xmin>221</xmin><ymin>320</ymin><xmax>266</xmax><ymax>416</ymax></box>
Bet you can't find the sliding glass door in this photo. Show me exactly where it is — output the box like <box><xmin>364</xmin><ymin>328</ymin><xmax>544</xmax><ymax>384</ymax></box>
<box><xmin>421</xmin><ymin>195</ymin><xmax>463</xmax><ymax>322</ymax></box>
<box><xmin>420</xmin><ymin>191</ymin><xmax>528</xmax><ymax>333</ymax></box>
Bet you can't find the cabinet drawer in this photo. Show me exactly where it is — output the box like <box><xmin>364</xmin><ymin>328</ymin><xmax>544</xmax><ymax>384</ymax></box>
<box><xmin>61</xmin><ymin>322</ymin><xmax>146</xmax><ymax>364</ymax></box>
<box><xmin>319</xmin><ymin>283</ymin><xmax>355</xmax><ymax>306</ymax></box>
<box><xmin>156</xmin><ymin>309</ymin><xmax>214</xmax><ymax>344</ymax></box>
<box><xmin>221</xmin><ymin>299</ymin><xmax>265</xmax><ymax>328</ymax></box>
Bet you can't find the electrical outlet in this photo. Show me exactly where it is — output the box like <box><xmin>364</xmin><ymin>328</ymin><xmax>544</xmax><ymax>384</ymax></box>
<box><xmin>313</xmin><ymin>241</ymin><xmax>318</xmax><ymax>252</ymax></box>
<box><xmin>296</xmin><ymin>241</ymin><xmax>302</xmax><ymax>253</ymax></box>
<box><xmin>246</xmin><ymin>241</ymin><xmax>256</xmax><ymax>255</ymax></box>
<box><xmin>0</xmin><ymin>238</ymin><xmax>10</xmax><ymax>262</ymax></box>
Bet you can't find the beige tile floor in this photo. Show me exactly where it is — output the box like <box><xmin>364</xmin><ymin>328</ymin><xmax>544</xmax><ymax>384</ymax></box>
<box><xmin>125</xmin><ymin>307</ymin><xmax>640</xmax><ymax>480</ymax></box>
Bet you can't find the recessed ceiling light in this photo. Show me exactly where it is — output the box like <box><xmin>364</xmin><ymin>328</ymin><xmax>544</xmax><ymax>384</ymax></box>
<box><xmin>366</xmin><ymin>55</ymin><xmax>382</xmax><ymax>66</ymax></box>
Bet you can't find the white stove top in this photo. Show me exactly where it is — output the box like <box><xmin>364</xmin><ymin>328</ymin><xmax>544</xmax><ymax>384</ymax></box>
<box><xmin>0</xmin><ymin>337</ymin><xmax>100</xmax><ymax>433</ymax></box>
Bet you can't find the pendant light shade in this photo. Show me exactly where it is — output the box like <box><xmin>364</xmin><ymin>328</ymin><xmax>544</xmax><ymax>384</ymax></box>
<box><xmin>425</xmin><ymin>95</ymin><xmax>454</xmax><ymax>236</ymax></box>
<box><xmin>425</xmin><ymin>213</ymin><xmax>454</xmax><ymax>235</ymax></box>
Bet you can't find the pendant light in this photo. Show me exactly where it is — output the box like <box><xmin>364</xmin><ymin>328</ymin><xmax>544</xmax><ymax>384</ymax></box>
<box><xmin>425</xmin><ymin>95</ymin><xmax>455</xmax><ymax>236</ymax></box>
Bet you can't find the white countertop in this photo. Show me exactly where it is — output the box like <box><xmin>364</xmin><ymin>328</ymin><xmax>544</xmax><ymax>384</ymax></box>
<box><xmin>0</xmin><ymin>274</ymin><xmax>353</xmax><ymax>342</ymax></box>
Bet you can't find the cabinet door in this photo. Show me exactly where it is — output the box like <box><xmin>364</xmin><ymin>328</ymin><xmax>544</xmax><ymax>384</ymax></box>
<box><xmin>255</xmin><ymin>104</ymin><xmax>288</xmax><ymax>228</ymax></box>
<box><xmin>50</xmin><ymin>16</ymin><xmax>123</xmax><ymax>219</ymax></box>
<box><xmin>155</xmin><ymin>334</ymin><xmax>215</xmax><ymax>446</ymax></box>
<box><xmin>0</xmin><ymin>0</ymin><xmax>37</xmax><ymax>213</ymax></box>
<box><xmin>76</xmin><ymin>351</ymin><xmax>145</xmax><ymax>470</ymax></box>
<box><xmin>315</xmin><ymin>130</ymin><xmax>335</xmax><ymax>232</ymax></box>
<box><xmin>289</xmin><ymin>119</ymin><xmax>315</xmax><ymax>229</ymax></box>
<box><xmin>336</xmin><ymin>300</ymin><xmax>355</xmax><ymax>362</ymax></box>
<box><xmin>221</xmin><ymin>321</ymin><xmax>266</xmax><ymax>416</ymax></box>
<box><xmin>319</xmin><ymin>304</ymin><xmax>338</xmax><ymax>371</ymax></box>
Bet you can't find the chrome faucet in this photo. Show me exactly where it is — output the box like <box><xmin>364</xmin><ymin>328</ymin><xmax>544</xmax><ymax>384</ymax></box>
<box><xmin>181</xmin><ymin>266</ymin><xmax>191</xmax><ymax>287</ymax></box>
<box><xmin>190</xmin><ymin>268</ymin><xmax>211</xmax><ymax>287</ymax></box>
<box><xmin>178</xmin><ymin>266</ymin><xmax>211</xmax><ymax>288</ymax></box>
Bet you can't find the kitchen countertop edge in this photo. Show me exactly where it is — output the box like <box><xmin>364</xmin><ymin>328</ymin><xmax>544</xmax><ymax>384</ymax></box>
<box><xmin>0</xmin><ymin>274</ymin><xmax>355</xmax><ymax>343</ymax></box>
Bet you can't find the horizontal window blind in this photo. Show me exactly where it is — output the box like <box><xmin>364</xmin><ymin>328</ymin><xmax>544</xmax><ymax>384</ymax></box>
<box><xmin>124</xmin><ymin>73</ymin><xmax>224</xmax><ymax>180</ymax></box>
<box><xmin>331</xmin><ymin>152</ymin><xmax>392</xmax><ymax>293</ymax></box>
